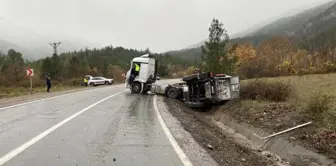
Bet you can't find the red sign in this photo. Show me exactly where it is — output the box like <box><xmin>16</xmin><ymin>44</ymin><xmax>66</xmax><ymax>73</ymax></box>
<box><xmin>26</xmin><ymin>68</ymin><xmax>34</xmax><ymax>77</ymax></box>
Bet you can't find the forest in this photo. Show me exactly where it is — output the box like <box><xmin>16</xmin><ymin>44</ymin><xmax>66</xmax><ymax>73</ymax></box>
<box><xmin>0</xmin><ymin>46</ymin><xmax>192</xmax><ymax>87</ymax></box>
<box><xmin>1</xmin><ymin>17</ymin><xmax>336</xmax><ymax>88</ymax></box>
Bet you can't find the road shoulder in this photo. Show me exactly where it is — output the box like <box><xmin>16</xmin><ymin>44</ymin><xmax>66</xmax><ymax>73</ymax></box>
<box><xmin>155</xmin><ymin>95</ymin><xmax>219</xmax><ymax>166</ymax></box>
<box><xmin>159</xmin><ymin>96</ymin><xmax>287</xmax><ymax>166</ymax></box>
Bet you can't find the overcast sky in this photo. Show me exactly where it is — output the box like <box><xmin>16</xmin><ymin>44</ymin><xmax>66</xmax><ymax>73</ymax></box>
<box><xmin>0</xmin><ymin>0</ymin><xmax>333</xmax><ymax>52</ymax></box>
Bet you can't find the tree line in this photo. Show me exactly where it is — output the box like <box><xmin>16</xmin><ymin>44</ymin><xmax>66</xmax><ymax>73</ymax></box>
<box><xmin>2</xmin><ymin>18</ymin><xmax>336</xmax><ymax>88</ymax></box>
<box><xmin>0</xmin><ymin>46</ymin><xmax>191</xmax><ymax>87</ymax></box>
<box><xmin>195</xmin><ymin>18</ymin><xmax>336</xmax><ymax>79</ymax></box>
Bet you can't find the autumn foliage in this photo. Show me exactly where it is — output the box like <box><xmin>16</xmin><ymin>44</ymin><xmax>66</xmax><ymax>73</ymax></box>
<box><xmin>232</xmin><ymin>36</ymin><xmax>336</xmax><ymax>78</ymax></box>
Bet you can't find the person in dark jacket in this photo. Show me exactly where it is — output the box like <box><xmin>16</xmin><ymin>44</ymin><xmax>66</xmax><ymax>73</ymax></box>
<box><xmin>45</xmin><ymin>75</ymin><xmax>51</xmax><ymax>92</ymax></box>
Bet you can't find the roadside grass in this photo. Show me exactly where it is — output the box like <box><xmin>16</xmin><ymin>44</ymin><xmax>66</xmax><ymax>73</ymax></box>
<box><xmin>0</xmin><ymin>76</ymin><xmax>124</xmax><ymax>99</ymax></box>
<box><xmin>239</xmin><ymin>73</ymin><xmax>336</xmax><ymax>129</ymax></box>
<box><xmin>220</xmin><ymin>73</ymin><xmax>336</xmax><ymax>159</ymax></box>
<box><xmin>0</xmin><ymin>83</ymin><xmax>83</xmax><ymax>99</ymax></box>
<box><xmin>256</xmin><ymin>73</ymin><xmax>336</xmax><ymax>107</ymax></box>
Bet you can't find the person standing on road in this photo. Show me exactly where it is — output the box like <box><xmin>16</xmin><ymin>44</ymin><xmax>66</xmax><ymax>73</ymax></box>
<box><xmin>84</xmin><ymin>77</ymin><xmax>88</xmax><ymax>86</ymax></box>
<box><xmin>45</xmin><ymin>75</ymin><xmax>51</xmax><ymax>92</ymax></box>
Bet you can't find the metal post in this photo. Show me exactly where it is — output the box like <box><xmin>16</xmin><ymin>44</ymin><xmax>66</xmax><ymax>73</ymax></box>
<box><xmin>30</xmin><ymin>76</ymin><xmax>32</xmax><ymax>94</ymax></box>
<box><xmin>262</xmin><ymin>121</ymin><xmax>312</xmax><ymax>140</ymax></box>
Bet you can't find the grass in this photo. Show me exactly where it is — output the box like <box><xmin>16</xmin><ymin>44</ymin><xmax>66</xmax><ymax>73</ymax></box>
<box><xmin>219</xmin><ymin>74</ymin><xmax>336</xmax><ymax>158</ymax></box>
<box><xmin>0</xmin><ymin>77</ymin><xmax>87</xmax><ymax>99</ymax></box>
<box><xmin>249</xmin><ymin>73</ymin><xmax>336</xmax><ymax>107</ymax></box>
<box><xmin>0</xmin><ymin>85</ymin><xmax>82</xmax><ymax>99</ymax></box>
<box><xmin>240</xmin><ymin>79</ymin><xmax>292</xmax><ymax>102</ymax></box>
<box><xmin>239</xmin><ymin>73</ymin><xmax>336</xmax><ymax>129</ymax></box>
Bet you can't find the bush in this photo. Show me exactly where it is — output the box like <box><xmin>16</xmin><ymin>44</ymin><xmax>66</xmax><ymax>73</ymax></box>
<box><xmin>306</xmin><ymin>92</ymin><xmax>334</xmax><ymax>119</ymax></box>
<box><xmin>241</xmin><ymin>80</ymin><xmax>292</xmax><ymax>102</ymax></box>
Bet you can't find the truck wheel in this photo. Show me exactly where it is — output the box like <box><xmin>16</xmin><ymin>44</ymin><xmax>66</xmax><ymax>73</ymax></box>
<box><xmin>166</xmin><ymin>87</ymin><xmax>179</xmax><ymax>99</ymax></box>
<box><xmin>131</xmin><ymin>82</ymin><xmax>141</xmax><ymax>93</ymax></box>
<box><xmin>182</xmin><ymin>74</ymin><xmax>198</xmax><ymax>82</ymax></box>
<box><xmin>185</xmin><ymin>102</ymin><xmax>204</xmax><ymax>108</ymax></box>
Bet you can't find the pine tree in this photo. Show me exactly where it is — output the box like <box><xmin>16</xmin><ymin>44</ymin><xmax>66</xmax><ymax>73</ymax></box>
<box><xmin>201</xmin><ymin>18</ymin><xmax>235</xmax><ymax>74</ymax></box>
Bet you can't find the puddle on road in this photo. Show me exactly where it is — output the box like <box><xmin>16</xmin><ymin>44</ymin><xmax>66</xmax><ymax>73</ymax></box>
<box><xmin>216</xmin><ymin>114</ymin><xmax>336</xmax><ymax>166</ymax></box>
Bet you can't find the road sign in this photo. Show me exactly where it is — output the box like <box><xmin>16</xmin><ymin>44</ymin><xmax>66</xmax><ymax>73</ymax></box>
<box><xmin>26</xmin><ymin>68</ymin><xmax>34</xmax><ymax>77</ymax></box>
<box><xmin>26</xmin><ymin>68</ymin><xmax>34</xmax><ymax>94</ymax></box>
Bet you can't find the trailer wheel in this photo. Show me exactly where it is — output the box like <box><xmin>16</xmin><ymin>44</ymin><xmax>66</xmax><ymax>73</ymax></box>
<box><xmin>166</xmin><ymin>87</ymin><xmax>179</xmax><ymax>99</ymax></box>
<box><xmin>131</xmin><ymin>82</ymin><xmax>141</xmax><ymax>93</ymax></box>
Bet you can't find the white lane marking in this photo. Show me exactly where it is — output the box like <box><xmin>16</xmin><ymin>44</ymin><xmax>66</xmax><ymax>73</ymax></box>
<box><xmin>0</xmin><ymin>85</ymin><xmax>123</xmax><ymax>111</ymax></box>
<box><xmin>0</xmin><ymin>90</ymin><xmax>127</xmax><ymax>166</ymax></box>
<box><xmin>153</xmin><ymin>95</ymin><xmax>194</xmax><ymax>166</ymax></box>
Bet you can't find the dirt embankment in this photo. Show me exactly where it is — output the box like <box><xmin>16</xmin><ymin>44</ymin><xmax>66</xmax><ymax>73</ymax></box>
<box><xmin>219</xmin><ymin>100</ymin><xmax>336</xmax><ymax>162</ymax></box>
<box><xmin>164</xmin><ymin>98</ymin><xmax>287</xmax><ymax>166</ymax></box>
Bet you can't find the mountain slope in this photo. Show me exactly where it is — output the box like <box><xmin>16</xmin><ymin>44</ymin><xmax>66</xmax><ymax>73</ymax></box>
<box><xmin>0</xmin><ymin>39</ymin><xmax>34</xmax><ymax>57</ymax></box>
<box><xmin>249</xmin><ymin>0</ymin><xmax>336</xmax><ymax>37</ymax></box>
<box><xmin>300</xmin><ymin>2</ymin><xmax>336</xmax><ymax>37</ymax></box>
<box><xmin>167</xmin><ymin>1</ymin><xmax>336</xmax><ymax>62</ymax></box>
<box><xmin>0</xmin><ymin>17</ymin><xmax>101</xmax><ymax>60</ymax></box>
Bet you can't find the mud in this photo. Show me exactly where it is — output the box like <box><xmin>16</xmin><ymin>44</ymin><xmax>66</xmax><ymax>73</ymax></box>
<box><xmin>219</xmin><ymin>100</ymin><xmax>336</xmax><ymax>162</ymax></box>
<box><xmin>164</xmin><ymin>98</ymin><xmax>282</xmax><ymax>166</ymax></box>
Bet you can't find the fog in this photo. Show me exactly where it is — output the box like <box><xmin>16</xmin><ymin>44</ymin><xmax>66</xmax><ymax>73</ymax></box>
<box><xmin>0</xmin><ymin>0</ymin><xmax>333</xmax><ymax>52</ymax></box>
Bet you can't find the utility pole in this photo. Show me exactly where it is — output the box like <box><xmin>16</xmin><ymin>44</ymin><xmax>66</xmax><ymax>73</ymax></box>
<box><xmin>49</xmin><ymin>42</ymin><xmax>61</xmax><ymax>55</ymax></box>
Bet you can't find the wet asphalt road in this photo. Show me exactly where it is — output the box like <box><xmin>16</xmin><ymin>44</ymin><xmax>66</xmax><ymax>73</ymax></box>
<box><xmin>0</xmin><ymin>80</ymin><xmax>200</xmax><ymax>166</ymax></box>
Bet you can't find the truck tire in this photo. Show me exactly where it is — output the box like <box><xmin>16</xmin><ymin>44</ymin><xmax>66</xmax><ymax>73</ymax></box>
<box><xmin>185</xmin><ymin>102</ymin><xmax>204</xmax><ymax>108</ymax></box>
<box><xmin>182</xmin><ymin>74</ymin><xmax>198</xmax><ymax>82</ymax></box>
<box><xmin>131</xmin><ymin>82</ymin><xmax>141</xmax><ymax>93</ymax></box>
<box><xmin>142</xmin><ymin>87</ymin><xmax>149</xmax><ymax>94</ymax></box>
<box><xmin>182</xmin><ymin>72</ymin><xmax>210</xmax><ymax>82</ymax></box>
<box><xmin>166</xmin><ymin>87</ymin><xmax>180</xmax><ymax>99</ymax></box>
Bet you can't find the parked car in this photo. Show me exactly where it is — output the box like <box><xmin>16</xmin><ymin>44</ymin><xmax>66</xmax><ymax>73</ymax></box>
<box><xmin>100</xmin><ymin>77</ymin><xmax>113</xmax><ymax>85</ymax></box>
<box><xmin>88</xmin><ymin>77</ymin><xmax>113</xmax><ymax>86</ymax></box>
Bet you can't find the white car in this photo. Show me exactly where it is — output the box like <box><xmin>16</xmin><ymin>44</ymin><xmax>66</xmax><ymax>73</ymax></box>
<box><xmin>88</xmin><ymin>77</ymin><xmax>113</xmax><ymax>86</ymax></box>
<box><xmin>101</xmin><ymin>77</ymin><xmax>114</xmax><ymax>85</ymax></box>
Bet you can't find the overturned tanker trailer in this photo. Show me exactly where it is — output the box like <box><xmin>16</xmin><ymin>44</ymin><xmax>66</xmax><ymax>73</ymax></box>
<box><xmin>151</xmin><ymin>72</ymin><xmax>240</xmax><ymax>108</ymax></box>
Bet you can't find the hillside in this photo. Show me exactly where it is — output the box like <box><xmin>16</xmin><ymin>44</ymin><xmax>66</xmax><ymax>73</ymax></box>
<box><xmin>166</xmin><ymin>48</ymin><xmax>203</xmax><ymax>61</ymax></box>
<box><xmin>249</xmin><ymin>0</ymin><xmax>336</xmax><ymax>37</ymax></box>
<box><xmin>300</xmin><ymin>2</ymin><xmax>336</xmax><ymax>38</ymax></box>
<box><xmin>0</xmin><ymin>40</ymin><xmax>34</xmax><ymax>57</ymax></box>
<box><xmin>172</xmin><ymin>1</ymin><xmax>336</xmax><ymax>61</ymax></box>
<box><xmin>0</xmin><ymin>17</ymin><xmax>100</xmax><ymax>60</ymax></box>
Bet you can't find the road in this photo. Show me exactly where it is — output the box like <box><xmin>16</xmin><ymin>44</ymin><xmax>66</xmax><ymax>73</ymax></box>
<box><xmin>0</xmin><ymin>80</ymin><xmax>217</xmax><ymax>166</ymax></box>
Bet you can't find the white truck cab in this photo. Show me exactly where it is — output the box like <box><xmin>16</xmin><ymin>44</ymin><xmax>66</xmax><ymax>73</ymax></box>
<box><xmin>125</xmin><ymin>54</ymin><xmax>157</xmax><ymax>93</ymax></box>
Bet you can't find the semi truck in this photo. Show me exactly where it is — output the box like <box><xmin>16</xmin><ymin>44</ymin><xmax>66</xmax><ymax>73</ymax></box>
<box><xmin>125</xmin><ymin>54</ymin><xmax>240</xmax><ymax>108</ymax></box>
<box><xmin>125</xmin><ymin>54</ymin><xmax>157</xmax><ymax>93</ymax></box>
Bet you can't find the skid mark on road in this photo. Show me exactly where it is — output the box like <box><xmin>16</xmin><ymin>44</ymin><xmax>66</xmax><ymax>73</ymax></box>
<box><xmin>0</xmin><ymin>90</ymin><xmax>127</xmax><ymax>166</ymax></box>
